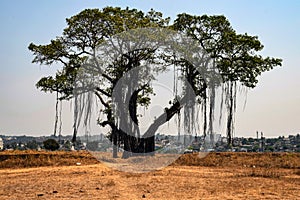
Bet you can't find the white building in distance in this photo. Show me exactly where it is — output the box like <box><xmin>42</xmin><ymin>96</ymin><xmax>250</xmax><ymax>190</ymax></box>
<box><xmin>0</xmin><ymin>137</ymin><xmax>3</xmax><ymax>150</ymax></box>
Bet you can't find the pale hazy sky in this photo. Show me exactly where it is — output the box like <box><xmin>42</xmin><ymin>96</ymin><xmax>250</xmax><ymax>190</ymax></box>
<box><xmin>0</xmin><ymin>0</ymin><xmax>299</xmax><ymax>138</ymax></box>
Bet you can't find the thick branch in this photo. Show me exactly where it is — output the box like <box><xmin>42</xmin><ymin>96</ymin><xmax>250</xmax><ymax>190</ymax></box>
<box><xmin>95</xmin><ymin>87</ymin><xmax>111</xmax><ymax>97</ymax></box>
<box><xmin>94</xmin><ymin>91</ymin><xmax>109</xmax><ymax>108</ymax></box>
<box><xmin>128</xmin><ymin>83</ymin><xmax>149</xmax><ymax>124</ymax></box>
<box><xmin>142</xmin><ymin>95</ymin><xmax>186</xmax><ymax>139</ymax></box>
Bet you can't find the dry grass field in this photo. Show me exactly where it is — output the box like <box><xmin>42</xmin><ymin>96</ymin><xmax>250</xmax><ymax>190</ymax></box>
<box><xmin>0</xmin><ymin>151</ymin><xmax>299</xmax><ymax>199</ymax></box>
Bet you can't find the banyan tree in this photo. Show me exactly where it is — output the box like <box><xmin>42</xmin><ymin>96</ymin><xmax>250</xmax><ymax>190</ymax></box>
<box><xmin>29</xmin><ymin>7</ymin><xmax>282</xmax><ymax>158</ymax></box>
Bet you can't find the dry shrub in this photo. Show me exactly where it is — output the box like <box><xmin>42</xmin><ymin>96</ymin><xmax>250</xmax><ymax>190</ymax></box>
<box><xmin>236</xmin><ymin>168</ymin><xmax>285</xmax><ymax>178</ymax></box>
<box><xmin>0</xmin><ymin>150</ymin><xmax>98</xmax><ymax>169</ymax></box>
<box><xmin>105</xmin><ymin>180</ymin><xmax>116</xmax><ymax>187</ymax></box>
<box><xmin>0</xmin><ymin>151</ymin><xmax>299</xmax><ymax>170</ymax></box>
<box><xmin>173</xmin><ymin>152</ymin><xmax>300</xmax><ymax>169</ymax></box>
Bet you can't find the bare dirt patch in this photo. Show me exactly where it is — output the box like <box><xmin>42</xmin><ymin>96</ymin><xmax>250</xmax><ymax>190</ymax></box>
<box><xmin>0</xmin><ymin>151</ymin><xmax>299</xmax><ymax>199</ymax></box>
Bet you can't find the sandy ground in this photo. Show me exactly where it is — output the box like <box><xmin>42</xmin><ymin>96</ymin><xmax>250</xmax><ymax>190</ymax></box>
<box><xmin>1</xmin><ymin>162</ymin><xmax>299</xmax><ymax>200</ymax></box>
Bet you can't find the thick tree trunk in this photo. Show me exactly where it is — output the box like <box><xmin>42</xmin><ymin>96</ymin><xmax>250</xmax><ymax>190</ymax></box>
<box><xmin>144</xmin><ymin>136</ymin><xmax>155</xmax><ymax>155</ymax></box>
<box><xmin>121</xmin><ymin>84</ymin><xmax>152</xmax><ymax>158</ymax></box>
<box><xmin>112</xmin><ymin>128</ymin><xmax>118</xmax><ymax>158</ymax></box>
<box><xmin>141</xmin><ymin>98</ymin><xmax>184</xmax><ymax>156</ymax></box>
<box><xmin>118</xmin><ymin>96</ymin><xmax>183</xmax><ymax>158</ymax></box>
<box><xmin>72</xmin><ymin>127</ymin><xmax>77</xmax><ymax>143</ymax></box>
<box><xmin>122</xmin><ymin>137</ymin><xmax>131</xmax><ymax>159</ymax></box>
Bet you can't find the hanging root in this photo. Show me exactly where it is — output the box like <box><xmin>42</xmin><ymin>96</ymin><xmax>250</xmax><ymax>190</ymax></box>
<box><xmin>225</xmin><ymin>81</ymin><xmax>237</xmax><ymax>147</ymax></box>
<box><xmin>53</xmin><ymin>91</ymin><xmax>59</xmax><ymax>137</ymax></box>
<box><xmin>58</xmin><ymin>97</ymin><xmax>63</xmax><ymax>137</ymax></box>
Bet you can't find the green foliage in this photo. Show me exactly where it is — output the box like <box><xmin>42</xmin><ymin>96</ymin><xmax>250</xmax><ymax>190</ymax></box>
<box><xmin>265</xmin><ymin>146</ymin><xmax>274</xmax><ymax>152</ymax></box>
<box><xmin>29</xmin><ymin>7</ymin><xmax>282</xmax><ymax>105</ymax></box>
<box><xmin>86</xmin><ymin>141</ymin><xmax>99</xmax><ymax>151</ymax></box>
<box><xmin>62</xmin><ymin>140</ymin><xmax>72</xmax><ymax>150</ymax></box>
<box><xmin>172</xmin><ymin>13</ymin><xmax>282</xmax><ymax>88</ymax></box>
<box><xmin>252</xmin><ymin>145</ymin><xmax>259</xmax><ymax>152</ymax></box>
<box><xmin>29</xmin><ymin>6</ymin><xmax>282</xmax><ymax>147</ymax></box>
<box><xmin>187</xmin><ymin>146</ymin><xmax>193</xmax><ymax>150</ymax></box>
<box><xmin>29</xmin><ymin>7</ymin><xmax>170</xmax><ymax>102</ymax></box>
<box><xmin>43</xmin><ymin>139</ymin><xmax>60</xmax><ymax>151</ymax></box>
<box><xmin>26</xmin><ymin>140</ymin><xmax>39</xmax><ymax>150</ymax></box>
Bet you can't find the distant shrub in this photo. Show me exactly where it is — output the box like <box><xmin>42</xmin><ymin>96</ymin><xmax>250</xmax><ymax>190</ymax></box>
<box><xmin>86</xmin><ymin>141</ymin><xmax>99</xmax><ymax>151</ymax></box>
<box><xmin>43</xmin><ymin>139</ymin><xmax>59</xmax><ymax>151</ymax></box>
<box><xmin>26</xmin><ymin>140</ymin><xmax>39</xmax><ymax>150</ymax></box>
<box><xmin>62</xmin><ymin>140</ymin><xmax>72</xmax><ymax>151</ymax></box>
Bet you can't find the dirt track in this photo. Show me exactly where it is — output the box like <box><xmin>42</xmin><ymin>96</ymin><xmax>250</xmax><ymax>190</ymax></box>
<box><xmin>1</xmin><ymin>156</ymin><xmax>300</xmax><ymax>199</ymax></box>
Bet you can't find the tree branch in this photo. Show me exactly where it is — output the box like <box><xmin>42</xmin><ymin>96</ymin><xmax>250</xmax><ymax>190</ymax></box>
<box><xmin>94</xmin><ymin>91</ymin><xmax>109</xmax><ymax>108</ymax></box>
<box><xmin>95</xmin><ymin>87</ymin><xmax>111</xmax><ymax>97</ymax></box>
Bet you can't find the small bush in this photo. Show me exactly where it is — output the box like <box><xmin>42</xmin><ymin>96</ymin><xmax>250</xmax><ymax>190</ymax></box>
<box><xmin>43</xmin><ymin>139</ymin><xmax>59</xmax><ymax>151</ymax></box>
<box><xmin>86</xmin><ymin>141</ymin><xmax>99</xmax><ymax>151</ymax></box>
